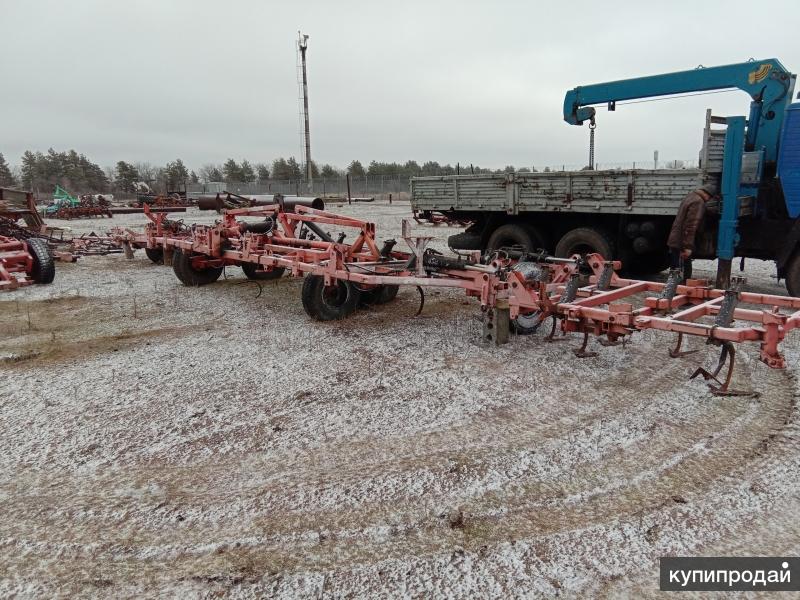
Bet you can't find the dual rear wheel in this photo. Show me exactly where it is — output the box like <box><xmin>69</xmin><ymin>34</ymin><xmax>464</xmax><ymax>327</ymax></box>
<box><xmin>301</xmin><ymin>276</ymin><xmax>400</xmax><ymax>320</ymax></box>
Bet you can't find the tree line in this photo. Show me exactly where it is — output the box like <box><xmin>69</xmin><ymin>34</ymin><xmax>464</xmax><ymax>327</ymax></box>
<box><xmin>0</xmin><ymin>149</ymin><xmax>541</xmax><ymax>194</ymax></box>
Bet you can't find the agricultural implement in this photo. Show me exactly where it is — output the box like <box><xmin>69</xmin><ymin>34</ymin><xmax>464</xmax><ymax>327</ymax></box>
<box><xmin>142</xmin><ymin>203</ymin><xmax>800</xmax><ymax>395</ymax></box>
<box><xmin>45</xmin><ymin>185</ymin><xmax>113</xmax><ymax>220</ymax></box>
<box><xmin>0</xmin><ymin>235</ymin><xmax>55</xmax><ymax>291</ymax></box>
<box><xmin>108</xmin><ymin>204</ymin><xmax>191</xmax><ymax>263</ymax></box>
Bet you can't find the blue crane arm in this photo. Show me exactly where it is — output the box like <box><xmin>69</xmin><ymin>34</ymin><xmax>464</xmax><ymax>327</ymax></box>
<box><xmin>563</xmin><ymin>59</ymin><xmax>796</xmax><ymax>163</ymax></box>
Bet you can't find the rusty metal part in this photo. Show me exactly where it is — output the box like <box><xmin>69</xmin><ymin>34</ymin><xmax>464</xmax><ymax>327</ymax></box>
<box><xmin>198</xmin><ymin>193</ymin><xmax>324</xmax><ymax>212</ymax></box>
<box><xmin>669</xmin><ymin>332</ymin><xmax>698</xmax><ymax>358</ymax></box>
<box><xmin>690</xmin><ymin>342</ymin><xmax>755</xmax><ymax>397</ymax></box>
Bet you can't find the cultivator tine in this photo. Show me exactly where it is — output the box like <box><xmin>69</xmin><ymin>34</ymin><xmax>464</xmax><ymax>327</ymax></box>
<box><xmin>544</xmin><ymin>315</ymin><xmax>566</xmax><ymax>342</ymax></box>
<box><xmin>573</xmin><ymin>331</ymin><xmax>598</xmax><ymax>358</ymax></box>
<box><xmin>669</xmin><ymin>332</ymin><xmax>698</xmax><ymax>358</ymax></box>
<box><xmin>690</xmin><ymin>342</ymin><xmax>754</xmax><ymax>397</ymax></box>
<box><xmin>414</xmin><ymin>286</ymin><xmax>425</xmax><ymax>316</ymax></box>
<box><xmin>561</xmin><ymin>273</ymin><xmax>580</xmax><ymax>303</ymax></box>
<box><xmin>658</xmin><ymin>268</ymin><xmax>682</xmax><ymax>310</ymax></box>
<box><xmin>544</xmin><ymin>272</ymin><xmax>581</xmax><ymax>342</ymax></box>
<box><xmin>688</xmin><ymin>277</ymin><xmax>755</xmax><ymax>396</ymax></box>
<box><xmin>597</xmin><ymin>261</ymin><xmax>614</xmax><ymax>291</ymax></box>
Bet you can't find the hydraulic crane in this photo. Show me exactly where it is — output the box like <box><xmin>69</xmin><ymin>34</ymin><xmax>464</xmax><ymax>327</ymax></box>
<box><xmin>563</xmin><ymin>59</ymin><xmax>798</xmax><ymax>288</ymax></box>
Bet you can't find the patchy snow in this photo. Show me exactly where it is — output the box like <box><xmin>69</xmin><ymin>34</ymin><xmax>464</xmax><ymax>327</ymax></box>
<box><xmin>1</xmin><ymin>201</ymin><xmax>800</xmax><ymax>598</ymax></box>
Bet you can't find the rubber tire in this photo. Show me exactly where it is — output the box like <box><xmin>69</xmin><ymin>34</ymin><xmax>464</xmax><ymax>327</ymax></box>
<box><xmin>486</xmin><ymin>223</ymin><xmax>545</xmax><ymax>253</ymax></box>
<box><xmin>145</xmin><ymin>247</ymin><xmax>164</xmax><ymax>264</ymax></box>
<box><xmin>360</xmin><ymin>284</ymin><xmax>400</xmax><ymax>305</ymax></box>
<box><xmin>447</xmin><ymin>231</ymin><xmax>482</xmax><ymax>250</ymax></box>
<box><xmin>172</xmin><ymin>249</ymin><xmax>223</xmax><ymax>286</ymax></box>
<box><xmin>27</xmin><ymin>238</ymin><xmax>55</xmax><ymax>284</ymax></box>
<box><xmin>241</xmin><ymin>262</ymin><xmax>285</xmax><ymax>280</ymax></box>
<box><xmin>511</xmin><ymin>311</ymin><xmax>545</xmax><ymax>335</ymax></box>
<box><xmin>301</xmin><ymin>275</ymin><xmax>361</xmax><ymax>320</ymax></box>
<box><xmin>555</xmin><ymin>227</ymin><xmax>614</xmax><ymax>261</ymax></box>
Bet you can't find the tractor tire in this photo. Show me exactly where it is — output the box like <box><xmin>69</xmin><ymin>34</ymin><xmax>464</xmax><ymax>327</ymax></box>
<box><xmin>555</xmin><ymin>227</ymin><xmax>614</xmax><ymax>261</ymax></box>
<box><xmin>241</xmin><ymin>262</ymin><xmax>285</xmax><ymax>280</ymax></box>
<box><xmin>360</xmin><ymin>284</ymin><xmax>400</xmax><ymax>305</ymax></box>
<box><xmin>27</xmin><ymin>238</ymin><xmax>55</xmax><ymax>284</ymax></box>
<box><xmin>447</xmin><ymin>231</ymin><xmax>482</xmax><ymax>250</ymax></box>
<box><xmin>786</xmin><ymin>253</ymin><xmax>800</xmax><ymax>296</ymax></box>
<box><xmin>145</xmin><ymin>247</ymin><xmax>164</xmax><ymax>264</ymax></box>
<box><xmin>172</xmin><ymin>249</ymin><xmax>223</xmax><ymax>286</ymax></box>
<box><xmin>487</xmin><ymin>223</ymin><xmax>546</xmax><ymax>253</ymax></box>
<box><xmin>301</xmin><ymin>275</ymin><xmax>361</xmax><ymax>320</ymax></box>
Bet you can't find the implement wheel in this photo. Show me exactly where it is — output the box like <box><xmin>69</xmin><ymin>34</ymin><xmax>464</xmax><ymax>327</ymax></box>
<box><xmin>172</xmin><ymin>249</ymin><xmax>223</xmax><ymax>286</ymax></box>
<box><xmin>145</xmin><ymin>247</ymin><xmax>164</xmax><ymax>264</ymax></box>
<box><xmin>360</xmin><ymin>284</ymin><xmax>400</xmax><ymax>305</ymax></box>
<box><xmin>241</xmin><ymin>262</ymin><xmax>285</xmax><ymax>280</ymax></box>
<box><xmin>302</xmin><ymin>275</ymin><xmax>361</xmax><ymax>320</ymax></box>
<box><xmin>27</xmin><ymin>238</ymin><xmax>55</xmax><ymax>284</ymax></box>
<box><xmin>511</xmin><ymin>310</ymin><xmax>544</xmax><ymax>335</ymax></box>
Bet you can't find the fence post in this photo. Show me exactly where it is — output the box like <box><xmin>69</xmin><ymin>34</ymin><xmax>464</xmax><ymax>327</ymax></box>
<box><xmin>346</xmin><ymin>174</ymin><xmax>352</xmax><ymax>205</ymax></box>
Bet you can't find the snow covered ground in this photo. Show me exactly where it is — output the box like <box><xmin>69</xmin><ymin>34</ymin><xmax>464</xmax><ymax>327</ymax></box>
<box><xmin>2</xmin><ymin>202</ymin><xmax>800</xmax><ymax>598</ymax></box>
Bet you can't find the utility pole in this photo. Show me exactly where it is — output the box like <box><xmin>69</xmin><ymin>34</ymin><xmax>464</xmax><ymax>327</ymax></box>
<box><xmin>297</xmin><ymin>32</ymin><xmax>312</xmax><ymax>192</ymax></box>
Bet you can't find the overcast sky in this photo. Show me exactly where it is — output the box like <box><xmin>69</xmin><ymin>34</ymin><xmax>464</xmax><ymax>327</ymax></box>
<box><xmin>2</xmin><ymin>0</ymin><xmax>799</xmax><ymax>172</ymax></box>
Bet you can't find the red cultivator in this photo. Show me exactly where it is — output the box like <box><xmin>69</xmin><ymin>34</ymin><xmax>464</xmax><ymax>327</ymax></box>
<box><xmin>0</xmin><ymin>236</ymin><xmax>55</xmax><ymax>291</ymax></box>
<box><xmin>131</xmin><ymin>203</ymin><xmax>800</xmax><ymax>395</ymax></box>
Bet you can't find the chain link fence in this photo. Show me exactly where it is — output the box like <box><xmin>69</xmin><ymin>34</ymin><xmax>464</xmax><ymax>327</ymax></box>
<box><xmin>188</xmin><ymin>176</ymin><xmax>412</xmax><ymax>199</ymax></box>
<box><xmin>185</xmin><ymin>159</ymin><xmax>701</xmax><ymax>200</ymax></box>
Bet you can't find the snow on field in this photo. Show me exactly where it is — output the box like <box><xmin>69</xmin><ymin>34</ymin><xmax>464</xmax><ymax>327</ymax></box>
<box><xmin>1</xmin><ymin>202</ymin><xmax>800</xmax><ymax>598</ymax></box>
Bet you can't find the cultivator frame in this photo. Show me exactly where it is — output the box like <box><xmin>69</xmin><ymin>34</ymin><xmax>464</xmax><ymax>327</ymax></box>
<box><xmin>131</xmin><ymin>203</ymin><xmax>800</xmax><ymax>394</ymax></box>
<box><xmin>0</xmin><ymin>236</ymin><xmax>35</xmax><ymax>290</ymax></box>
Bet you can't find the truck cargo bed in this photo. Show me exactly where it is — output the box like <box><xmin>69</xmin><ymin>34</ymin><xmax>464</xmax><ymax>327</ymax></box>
<box><xmin>411</xmin><ymin>169</ymin><xmax>706</xmax><ymax>217</ymax></box>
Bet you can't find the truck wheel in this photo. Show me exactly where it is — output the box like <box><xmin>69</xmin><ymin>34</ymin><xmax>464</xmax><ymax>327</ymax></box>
<box><xmin>172</xmin><ymin>249</ymin><xmax>223</xmax><ymax>286</ymax></box>
<box><xmin>785</xmin><ymin>253</ymin><xmax>800</xmax><ymax>296</ymax></box>
<box><xmin>302</xmin><ymin>275</ymin><xmax>361</xmax><ymax>320</ymax></box>
<box><xmin>27</xmin><ymin>239</ymin><xmax>55</xmax><ymax>284</ymax></box>
<box><xmin>555</xmin><ymin>227</ymin><xmax>614</xmax><ymax>261</ymax></box>
<box><xmin>626</xmin><ymin>251</ymin><xmax>671</xmax><ymax>276</ymax></box>
<box><xmin>241</xmin><ymin>262</ymin><xmax>285</xmax><ymax>280</ymax></box>
<box><xmin>487</xmin><ymin>224</ymin><xmax>545</xmax><ymax>253</ymax></box>
<box><xmin>145</xmin><ymin>247</ymin><xmax>164</xmax><ymax>264</ymax></box>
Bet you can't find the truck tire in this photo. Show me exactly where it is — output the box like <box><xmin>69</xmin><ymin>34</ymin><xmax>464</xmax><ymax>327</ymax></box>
<box><xmin>785</xmin><ymin>253</ymin><xmax>800</xmax><ymax>296</ymax></box>
<box><xmin>555</xmin><ymin>227</ymin><xmax>614</xmax><ymax>261</ymax></box>
<box><xmin>145</xmin><ymin>247</ymin><xmax>164</xmax><ymax>264</ymax></box>
<box><xmin>241</xmin><ymin>262</ymin><xmax>285</xmax><ymax>280</ymax></box>
<box><xmin>172</xmin><ymin>249</ymin><xmax>223</xmax><ymax>286</ymax></box>
<box><xmin>447</xmin><ymin>231</ymin><xmax>482</xmax><ymax>250</ymax></box>
<box><xmin>302</xmin><ymin>275</ymin><xmax>361</xmax><ymax>320</ymax></box>
<box><xmin>626</xmin><ymin>251</ymin><xmax>671</xmax><ymax>276</ymax></box>
<box><xmin>487</xmin><ymin>224</ymin><xmax>545</xmax><ymax>253</ymax></box>
<box><xmin>27</xmin><ymin>238</ymin><xmax>55</xmax><ymax>284</ymax></box>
